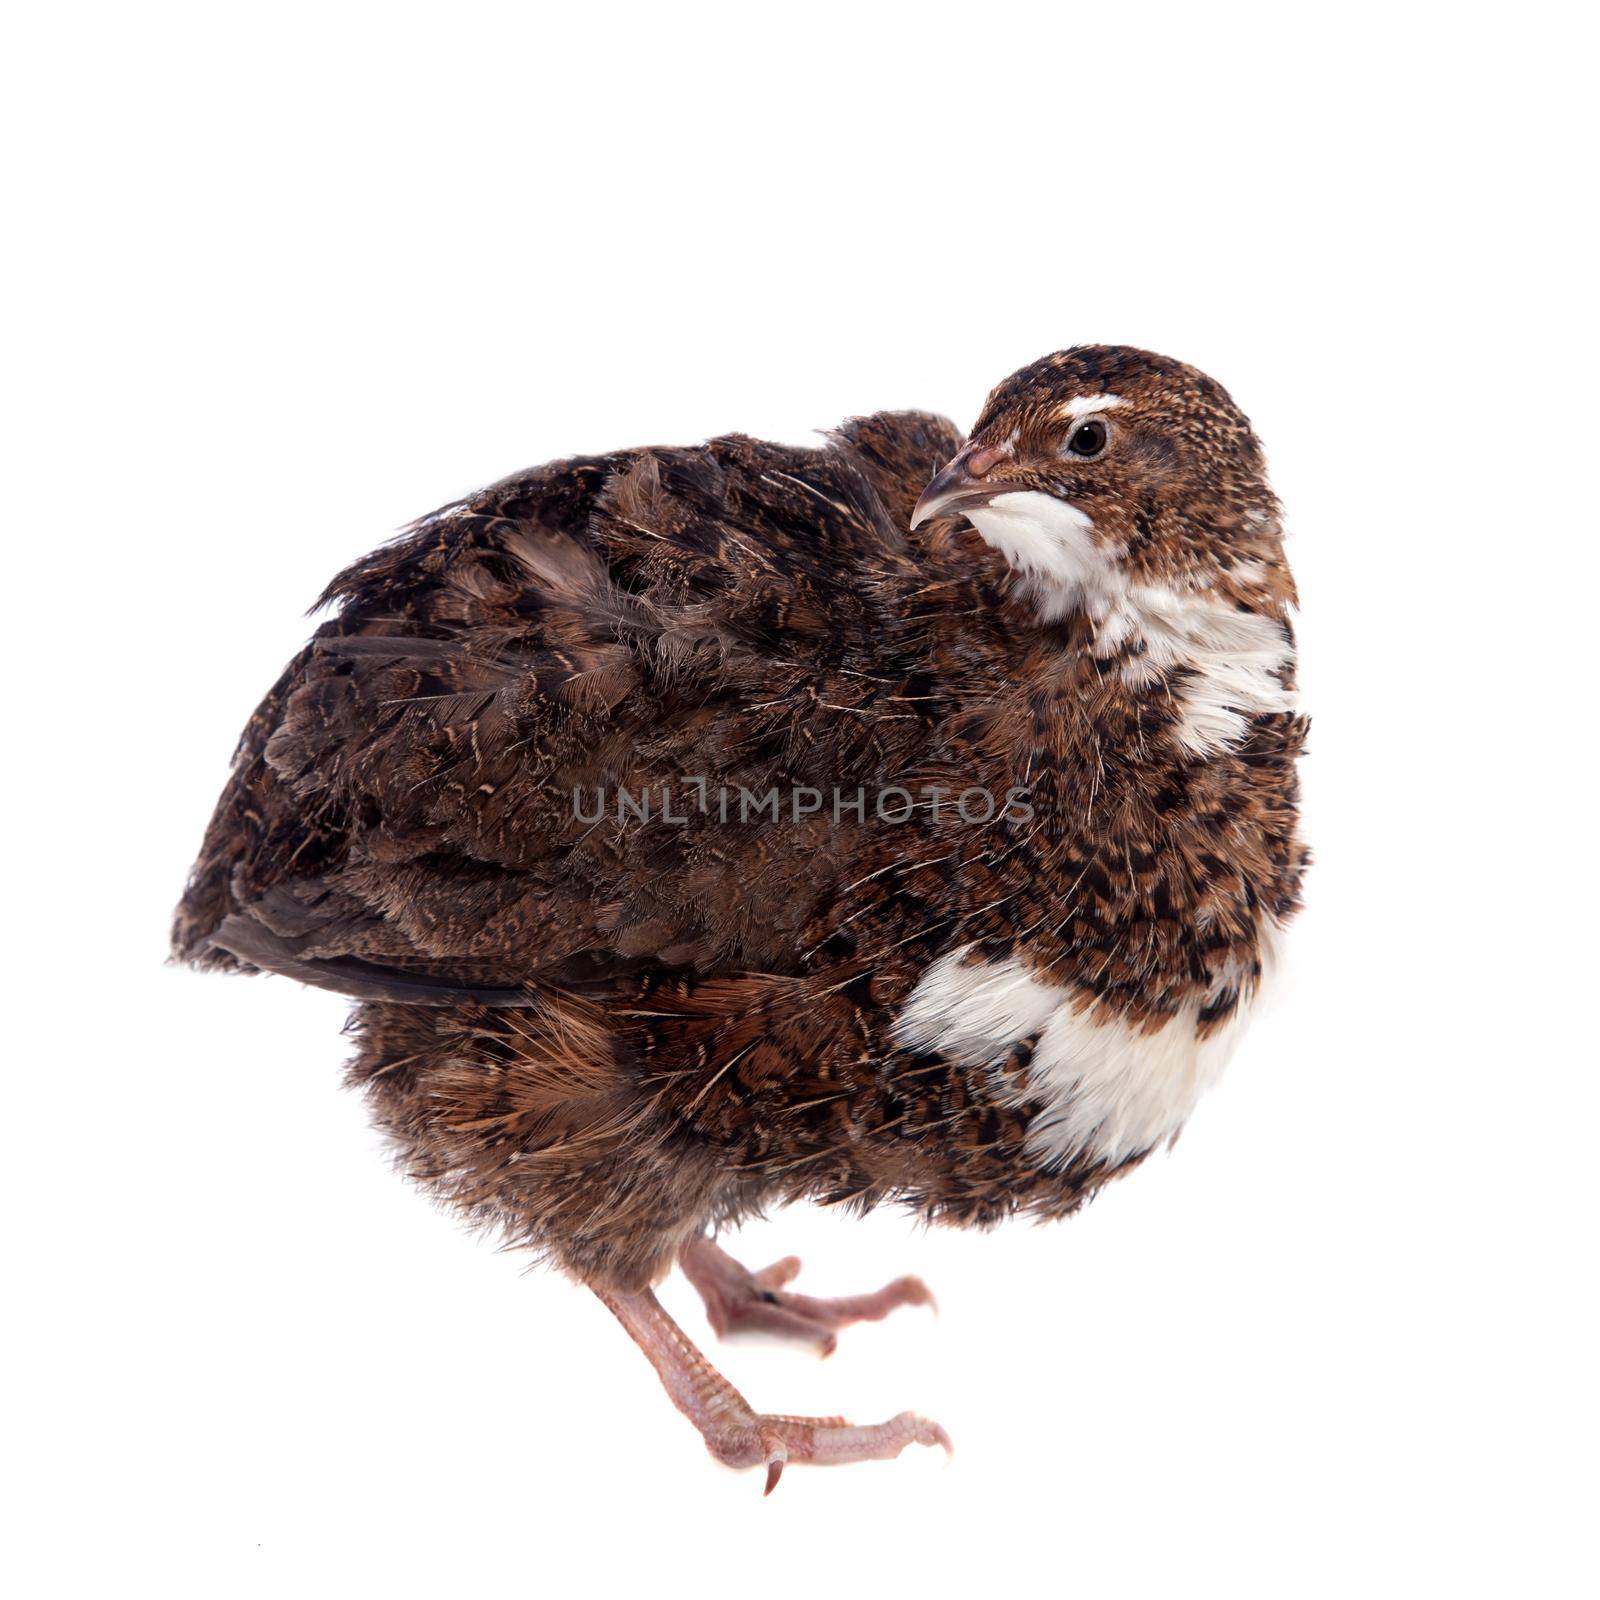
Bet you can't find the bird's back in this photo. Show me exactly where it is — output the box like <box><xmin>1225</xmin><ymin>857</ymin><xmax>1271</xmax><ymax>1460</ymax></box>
<box><xmin>172</xmin><ymin>410</ymin><xmax>985</xmax><ymax>1004</ymax></box>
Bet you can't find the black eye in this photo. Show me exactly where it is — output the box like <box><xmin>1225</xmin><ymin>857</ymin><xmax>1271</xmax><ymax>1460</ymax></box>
<box><xmin>1066</xmin><ymin>419</ymin><xmax>1109</xmax><ymax>458</ymax></box>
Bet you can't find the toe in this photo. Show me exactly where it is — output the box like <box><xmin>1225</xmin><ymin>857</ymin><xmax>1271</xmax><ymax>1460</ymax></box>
<box><xmin>753</xmin><ymin>1255</ymin><xmax>803</xmax><ymax>1290</ymax></box>
<box><xmin>890</xmin><ymin>1275</ymin><xmax>938</xmax><ymax>1314</ymax></box>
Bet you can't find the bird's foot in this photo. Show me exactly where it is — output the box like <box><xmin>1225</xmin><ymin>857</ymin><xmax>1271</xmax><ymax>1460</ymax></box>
<box><xmin>708</xmin><ymin>1406</ymin><xmax>953</xmax><ymax>1495</ymax></box>
<box><xmin>595</xmin><ymin>1282</ymin><xmax>950</xmax><ymax>1493</ymax></box>
<box><xmin>679</xmin><ymin>1235</ymin><xmax>935</xmax><ymax>1356</ymax></box>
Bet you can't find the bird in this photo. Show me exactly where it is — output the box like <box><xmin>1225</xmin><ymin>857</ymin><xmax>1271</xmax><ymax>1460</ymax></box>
<box><xmin>173</xmin><ymin>345</ymin><xmax>1308</xmax><ymax>1491</ymax></box>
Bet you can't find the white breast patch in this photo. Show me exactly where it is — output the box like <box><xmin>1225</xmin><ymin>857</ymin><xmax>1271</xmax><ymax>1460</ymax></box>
<box><xmin>890</xmin><ymin>930</ymin><xmax>1278</xmax><ymax>1168</ymax></box>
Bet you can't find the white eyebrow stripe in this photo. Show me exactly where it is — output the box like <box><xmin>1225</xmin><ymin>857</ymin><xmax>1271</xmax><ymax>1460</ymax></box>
<box><xmin>1057</xmin><ymin>393</ymin><xmax>1125</xmax><ymax>421</ymax></box>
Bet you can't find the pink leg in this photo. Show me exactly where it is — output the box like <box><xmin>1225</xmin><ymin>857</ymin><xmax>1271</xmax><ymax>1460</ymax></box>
<box><xmin>594</xmin><ymin>1283</ymin><xmax>950</xmax><ymax>1493</ymax></box>
<box><xmin>679</xmin><ymin>1235</ymin><xmax>935</xmax><ymax>1356</ymax></box>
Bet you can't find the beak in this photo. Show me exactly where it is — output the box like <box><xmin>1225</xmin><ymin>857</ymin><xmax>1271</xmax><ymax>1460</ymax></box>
<box><xmin>910</xmin><ymin>442</ymin><xmax>1015</xmax><ymax>529</ymax></box>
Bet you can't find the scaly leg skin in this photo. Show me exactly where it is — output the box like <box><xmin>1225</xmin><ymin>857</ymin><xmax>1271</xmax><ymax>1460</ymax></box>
<box><xmin>679</xmin><ymin>1235</ymin><xmax>936</xmax><ymax>1357</ymax></box>
<box><xmin>594</xmin><ymin>1283</ymin><xmax>950</xmax><ymax>1493</ymax></box>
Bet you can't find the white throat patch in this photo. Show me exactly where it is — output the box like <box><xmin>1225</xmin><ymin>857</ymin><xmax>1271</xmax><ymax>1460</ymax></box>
<box><xmin>966</xmin><ymin>490</ymin><xmax>1296</xmax><ymax>758</ymax></box>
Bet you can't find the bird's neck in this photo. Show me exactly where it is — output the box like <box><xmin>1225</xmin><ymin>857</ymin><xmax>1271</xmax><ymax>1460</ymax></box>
<box><xmin>1001</xmin><ymin>584</ymin><xmax>1298</xmax><ymax>817</ymax></box>
<box><xmin>1081</xmin><ymin>581</ymin><xmax>1297</xmax><ymax>762</ymax></box>
<box><xmin>965</xmin><ymin>496</ymin><xmax>1297</xmax><ymax>764</ymax></box>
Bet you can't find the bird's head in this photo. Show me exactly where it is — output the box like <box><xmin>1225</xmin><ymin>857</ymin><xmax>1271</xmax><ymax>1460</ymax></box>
<box><xmin>912</xmin><ymin>346</ymin><xmax>1292</xmax><ymax>628</ymax></box>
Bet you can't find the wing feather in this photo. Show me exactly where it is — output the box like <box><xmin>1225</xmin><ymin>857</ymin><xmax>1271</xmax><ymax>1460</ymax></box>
<box><xmin>172</xmin><ymin>412</ymin><xmax>999</xmax><ymax>1000</ymax></box>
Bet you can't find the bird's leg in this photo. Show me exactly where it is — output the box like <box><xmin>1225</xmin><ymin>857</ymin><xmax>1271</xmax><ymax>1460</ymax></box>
<box><xmin>678</xmin><ymin>1235</ymin><xmax>935</xmax><ymax>1356</ymax></box>
<box><xmin>593</xmin><ymin>1282</ymin><xmax>949</xmax><ymax>1493</ymax></box>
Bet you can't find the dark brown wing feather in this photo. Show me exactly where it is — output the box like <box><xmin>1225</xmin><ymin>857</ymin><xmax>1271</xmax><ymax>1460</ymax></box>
<box><xmin>172</xmin><ymin>412</ymin><xmax>983</xmax><ymax>1002</ymax></box>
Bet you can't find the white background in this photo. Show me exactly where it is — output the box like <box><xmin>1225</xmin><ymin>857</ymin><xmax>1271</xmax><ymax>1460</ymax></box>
<box><xmin>7</xmin><ymin>3</ymin><xmax>1596</xmax><ymax>1595</ymax></box>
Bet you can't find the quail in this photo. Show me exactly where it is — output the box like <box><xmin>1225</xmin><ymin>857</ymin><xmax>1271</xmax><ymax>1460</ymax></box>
<box><xmin>174</xmin><ymin>345</ymin><xmax>1308</xmax><ymax>1490</ymax></box>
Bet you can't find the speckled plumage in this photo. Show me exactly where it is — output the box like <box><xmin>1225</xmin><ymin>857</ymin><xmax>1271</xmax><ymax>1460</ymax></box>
<box><xmin>175</xmin><ymin>345</ymin><xmax>1307</xmax><ymax>1311</ymax></box>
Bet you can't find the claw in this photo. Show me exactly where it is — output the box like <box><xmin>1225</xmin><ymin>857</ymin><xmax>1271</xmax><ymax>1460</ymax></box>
<box><xmin>762</xmin><ymin>1432</ymin><xmax>789</xmax><ymax>1495</ymax></box>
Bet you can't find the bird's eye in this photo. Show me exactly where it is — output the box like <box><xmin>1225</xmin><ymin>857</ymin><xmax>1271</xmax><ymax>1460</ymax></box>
<box><xmin>1065</xmin><ymin>419</ymin><xmax>1109</xmax><ymax>458</ymax></box>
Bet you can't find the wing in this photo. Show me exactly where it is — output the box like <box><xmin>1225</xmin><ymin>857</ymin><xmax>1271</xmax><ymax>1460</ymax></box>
<box><xmin>172</xmin><ymin>411</ymin><xmax>1011</xmax><ymax>1002</ymax></box>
